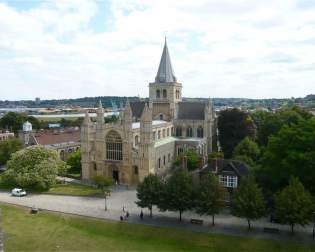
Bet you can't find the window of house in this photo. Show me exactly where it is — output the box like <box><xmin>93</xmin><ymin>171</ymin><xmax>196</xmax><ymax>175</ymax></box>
<box><xmin>158</xmin><ymin>158</ymin><xmax>161</xmax><ymax>168</ymax></box>
<box><xmin>163</xmin><ymin>155</ymin><xmax>166</xmax><ymax>165</ymax></box>
<box><xmin>219</xmin><ymin>175</ymin><xmax>238</xmax><ymax>188</ymax></box>
<box><xmin>167</xmin><ymin>128</ymin><xmax>169</xmax><ymax>136</ymax></box>
<box><xmin>106</xmin><ymin>130</ymin><xmax>123</xmax><ymax>161</ymax></box>
<box><xmin>176</xmin><ymin>127</ymin><xmax>182</xmax><ymax>137</ymax></box>
<box><xmin>186</xmin><ymin>127</ymin><xmax>193</xmax><ymax>137</ymax></box>
<box><xmin>163</xmin><ymin>89</ymin><xmax>167</xmax><ymax>98</ymax></box>
<box><xmin>158</xmin><ymin>130</ymin><xmax>161</xmax><ymax>139</ymax></box>
<box><xmin>177</xmin><ymin>147</ymin><xmax>184</xmax><ymax>155</ymax></box>
<box><xmin>162</xmin><ymin>129</ymin><xmax>165</xmax><ymax>138</ymax></box>
<box><xmin>133</xmin><ymin>166</ymin><xmax>138</xmax><ymax>175</ymax></box>
<box><xmin>156</xmin><ymin>90</ymin><xmax>160</xmax><ymax>98</ymax></box>
<box><xmin>159</xmin><ymin>114</ymin><xmax>163</xmax><ymax>120</ymax></box>
<box><xmin>135</xmin><ymin>135</ymin><xmax>139</xmax><ymax>145</ymax></box>
<box><xmin>197</xmin><ymin>126</ymin><xmax>203</xmax><ymax>138</ymax></box>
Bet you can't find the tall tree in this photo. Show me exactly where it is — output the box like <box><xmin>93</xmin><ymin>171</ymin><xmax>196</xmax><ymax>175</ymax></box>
<box><xmin>174</xmin><ymin>149</ymin><xmax>201</xmax><ymax>171</ymax></box>
<box><xmin>195</xmin><ymin>173</ymin><xmax>225</xmax><ymax>225</ymax></box>
<box><xmin>275</xmin><ymin>177</ymin><xmax>314</xmax><ymax>234</ymax></box>
<box><xmin>158</xmin><ymin>169</ymin><xmax>193</xmax><ymax>221</ymax></box>
<box><xmin>136</xmin><ymin>174</ymin><xmax>163</xmax><ymax>217</ymax></box>
<box><xmin>260</xmin><ymin>118</ymin><xmax>315</xmax><ymax>195</ymax></box>
<box><xmin>231</xmin><ymin>176</ymin><xmax>266</xmax><ymax>230</ymax></box>
<box><xmin>0</xmin><ymin>138</ymin><xmax>23</xmax><ymax>166</ymax></box>
<box><xmin>232</xmin><ymin>137</ymin><xmax>260</xmax><ymax>167</ymax></box>
<box><xmin>218</xmin><ymin>109</ymin><xmax>256</xmax><ymax>158</ymax></box>
<box><xmin>3</xmin><ymin>146</ymin><xmax>67</xmax><ymax>190</ymax></box>
<box><xmin>91</xmin><ymin>175</ymin><xmax>113</xmax><ymax>211</ymax></box>
<box><xmin>67</xmin><ymin>149</ymin><xmax>81</xmax><ymax>174</ymax></box>
<box><xmin>0</xmin><ymin>112</ymin><xmax>24</xmax><ymax>134</ymax></box>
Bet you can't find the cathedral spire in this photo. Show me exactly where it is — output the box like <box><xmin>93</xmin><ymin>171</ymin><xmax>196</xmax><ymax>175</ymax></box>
<box><xmin>155</xmin><ymin>38</ymin><xmax>177</xmax><ymax>83</ymax></box>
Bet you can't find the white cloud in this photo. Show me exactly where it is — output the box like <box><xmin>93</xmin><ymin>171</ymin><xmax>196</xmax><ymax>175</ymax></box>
<box><xmin>0</xmin><ymin>0</ymin><xmax>315</xmax><ymax>100</ymax></box>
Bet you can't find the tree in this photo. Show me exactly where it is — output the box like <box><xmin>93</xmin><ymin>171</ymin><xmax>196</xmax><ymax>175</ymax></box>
<box><xmin>2</xmin><ymin>146</ymin><xmax>67</xmax><ymax>190</ymax></box>
<box><xmin>218</xmin><ymin>109</ymin><xmax>256</xmax><ymax>158</ymax></box>
<box><xmin>260</xmin><ymin>118</ymin><xmax>315</xmax><ymax>195</ymax></box>
<box><xmin>0</xmin><ymin>112</ymin><xmax>24</xmax><ymax>134</ymax></box>
<box><xmin>158</xmin><ymin>169</ymin><xmax>193</xmax><ymax>221</ymax></box>
<box><xmin>275</xmin><ymin>177</ymin><xmax>314</xmax><ymax>234</ymax></box>
<box><xmin>67</xmin><ymin>149</ymin><xmax>81</xmax><ymax>174</ymax></box>
<box><xmin>231</xmin><ymin>176</ymin><xmax>266</xmax><ymax>230</ymax></box>
<box><xmin>174</xmin><ymin>149</ymin><xmax>201</xmax><ymax>171</ymax></box>
<box><xmin>136</xmin><ymin>174</ymin><xmax>163</xmax><ymax>217</ymax></box>
<box><xmin>208</xmin><ymin>151</ymin><xmax>224</xmax><ymax>159</ymax></box>
<box><xmin>91</xmin><ymin>175</ymin><xmax>113</xmax><ymax>211</ymax></box>
<box><xmin>232</xmin><ymin>137</ymin><xmax>260</xmax><ymax>167</ymax></box>
<box><xmin>195</xmin><ymin>173</ymin><xmax>225</xmax><ymax>225</ymax></box>
<box><xmin>0</xmin><ymin>138</ymin><xmax>23</xmax><ymax>166</ymax></box>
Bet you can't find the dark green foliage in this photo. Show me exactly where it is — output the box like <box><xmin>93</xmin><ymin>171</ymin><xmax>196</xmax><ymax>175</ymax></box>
<box><xmin>208</xmin><ymin>151</ymin><xmax>224</xmax><ymax>159</ymax></box>
<box><xmin>158</xmin><ymin>169</ymin><xmax>193</xmax><ymax>221</ymax></box>
<box><xmin>231</xmin><ymin>176</ymin><xmax>266</xmax><ymax>230</ymax></box>
<box><xmin>260</xmin><ymin>118</ymin><xmax>315</xmax><ymax>195</ymax></box>
<box><xmin>0</xmin><ymin>112</ymin><xmax>42</xmax><ymax>133</ymax></box>
<box><xmin>194</xmin><ymin>173</ymin><xmax>225</xmax><ymax>225</ymax></box>
<box><xmin>275</xmin><ymin>177</ymin><xmax>314</xmax><ymax>234</ymax></box>
<box><xmin>67</xmin><ymin>149</ymin><xmax>81</xmax><ymax>174</ymax></box>
<box><xmin>174</xmin><ymin>149</ymin><xmax>201</xmax><ymax>171</ymax></box>
<box><xmin>232</xmin><ymin>137</ymin><xmax>260</xmax><ymax>167</ymax></box>
<box><xmin>218</xmin><ymin>109</ymin><xmax>256</xmax><ymax>158</ymax></box>
<box><xmin>136</xmin><ymin>174</ymin><xmax>163</xmax><ymax>217</ymax></box>
<box><xmin>0</xmin><ymin>138</ymin><xmax>23</xmax><ymax>166</ymax></box>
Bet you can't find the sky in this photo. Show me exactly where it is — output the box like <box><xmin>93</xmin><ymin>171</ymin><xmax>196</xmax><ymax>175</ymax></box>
<box><xmin>1</xmin><ymin>0</ymin><xmax>315</xmax><ymax>100</ymax></box>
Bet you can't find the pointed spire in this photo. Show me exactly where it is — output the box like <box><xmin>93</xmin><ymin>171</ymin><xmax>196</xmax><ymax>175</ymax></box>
<box><xmin>155</xmin><ymin>38</ymin><xmax>177</xmax><ymax>83</ymax></box>
<box><xmin>83</xmin><ymin>110</ymin><xmax>90</xmax><ymax>125</ymax></box>
<box><xmin>98</xmin><ymin>100</ymin><xmax>103</xmax><ymax>109</ymax></box>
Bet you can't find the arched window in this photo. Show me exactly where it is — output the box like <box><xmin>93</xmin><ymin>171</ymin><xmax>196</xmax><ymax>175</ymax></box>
<box><xmin>106</xmin><ymin>130</ymin><xmax>123</xmax><ymax>161</ymax></box>
<box><xmin>197</xmin><ymin>126</ymin><xmax>203</xmax><ymax>138</ymax></box>
<box><xmin>163</xmin><ymin>89</ymin><xmax>167</xmax><ymax>98</ymax></box>
<box><xmin>176</xmin><ymin>127</ymin><xmax>182</xmax><ymax>137</ymax></box>
<box><xmin>162</xmin><ymin>129</ymin><xmax>165</xmax><ymax>138</ymax></box>
<box><xmin>156</xmin><ymin>90</ymin><xmax>160</xmax><ymax>98</ymax></box>
<box><xmin>158</xmin><ymin>130</ymin><xmax>161</xmax><ymax>139</ymax></box>
<box><xmin>135</xmin><ymin>135</ymin><xmax>139</xmax><ymax>145</ymax></box>
<box><xmin>186</xmin><ymin>126</ymin><xmax>193</xmax><ymax>137</ymax></box>
<box><xmin>159</xmin><ymin>114</ymin><xmax>163</xmax><ymax>120</ymax></box>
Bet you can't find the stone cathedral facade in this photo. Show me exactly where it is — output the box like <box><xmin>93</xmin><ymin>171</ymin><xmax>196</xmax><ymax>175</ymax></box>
<box><xmin>81</xmin><ymin>39</ymin><xmax>216</xmax><ymax>185</ymax></box>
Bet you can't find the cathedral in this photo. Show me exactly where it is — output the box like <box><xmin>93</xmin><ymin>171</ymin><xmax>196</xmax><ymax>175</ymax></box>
<box><xmin>81</xmin><ymin>39</ymin><xmax>216</xmax><ymax>185</ymax></box>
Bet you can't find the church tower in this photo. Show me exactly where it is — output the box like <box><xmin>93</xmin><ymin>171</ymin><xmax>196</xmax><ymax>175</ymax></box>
<box><xmin>149</xmin><ymin>38</ymin><xmax>182</xmax><ymax>121</ymax></box>
<box><xmin>139</xmin><ymin>103</ymin><xmax>155</xmax><ymax>181</ymax></box>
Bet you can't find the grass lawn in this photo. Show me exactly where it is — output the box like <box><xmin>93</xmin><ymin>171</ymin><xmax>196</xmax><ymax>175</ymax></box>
<box><xmin>46</xmin><ymin>183</ymin><xmax>103</xmax><ymax>197</ymax></box>
<box><xmin>1</xmin><ymin>204</ymin><xmax>314</xmax><ymax>252</ymax></box>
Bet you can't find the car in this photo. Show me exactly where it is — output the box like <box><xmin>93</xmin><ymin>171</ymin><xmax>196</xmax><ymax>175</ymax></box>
<box><xmin>11</xmin><ymin>188</ymin><xmax>27</xmax><ymax>197</ymax></box>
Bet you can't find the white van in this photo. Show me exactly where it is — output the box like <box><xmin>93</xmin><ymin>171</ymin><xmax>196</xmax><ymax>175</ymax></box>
<box><xmin>11</xmin><ymin>188</ymin><xmax>27</xmax><ymax>197</ymax></box>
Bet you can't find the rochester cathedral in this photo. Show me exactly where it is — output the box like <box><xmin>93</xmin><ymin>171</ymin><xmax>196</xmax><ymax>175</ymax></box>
<box><xmin>81</xmin><ymin>39</ymin><xmax>216</xmax><ymax>185</ymax></box>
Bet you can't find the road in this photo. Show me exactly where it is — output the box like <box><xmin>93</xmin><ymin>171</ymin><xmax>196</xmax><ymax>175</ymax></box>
<box><xmin>0</xmin><ymin>187</ymin><xmax>314</xmax><ymax>243</ymax></box>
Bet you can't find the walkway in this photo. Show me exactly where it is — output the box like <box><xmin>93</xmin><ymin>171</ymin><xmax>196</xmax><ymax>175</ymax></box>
<box><xmin>0</xmin><ymin>187</ymin><xmax>314</xmax><ymax>244</ymax></box>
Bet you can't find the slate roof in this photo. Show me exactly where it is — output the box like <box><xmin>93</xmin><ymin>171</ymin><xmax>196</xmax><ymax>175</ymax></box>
<box><xmin>205</xmin><ymin>159</ymin><xmax>250</xmax><ymax>177</ymax></box>
<box><xmin>155</xmin><ymin>39</ymin><xmax>177</xmax><ymax>83</ymax></box>
<box><xmin>130</xmin><ymin>101</ymin><xmax>146</xmax><ymax>119</ymax></box>
<box><xmin>176</xmin><ymin>102</ymin><xmax>206</xmax><ymax>120</ymax></box>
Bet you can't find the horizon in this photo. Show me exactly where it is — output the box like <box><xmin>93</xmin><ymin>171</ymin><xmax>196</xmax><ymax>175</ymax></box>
<box><xmin>1</xmin><ymin>0</ymin><xmax>315</xmax><ymax>100</ymax></box>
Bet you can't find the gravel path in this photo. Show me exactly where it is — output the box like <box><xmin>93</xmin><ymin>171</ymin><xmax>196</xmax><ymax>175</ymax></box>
<box><xmin>0</xmin><ymin>187</ymin><xmax>314</xmax><ymax>243</ymax></box>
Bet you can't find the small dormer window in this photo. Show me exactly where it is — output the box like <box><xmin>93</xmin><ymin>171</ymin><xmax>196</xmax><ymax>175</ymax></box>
<box><xmin>219</xmin><ymin>175</ymin><xmax>238</xmax><ymax>188</ymax></box>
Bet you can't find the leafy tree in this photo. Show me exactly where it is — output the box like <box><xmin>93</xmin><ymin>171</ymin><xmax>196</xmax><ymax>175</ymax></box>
<box><xmin>91</xmin><ymin>174</ymin><xmax>113</xmax><ymax>211</ymax></box>
<box><xmin>174</xmin><ymin>149</ymin><xmax>201</xmax><ymax>171</ymax></box>
<box><xmin>158</xmin><ymin>169</ymin><xmax>193</xmax><ymax>221</ymax></box>
<box><xmin>67</xmin><ymin>149</ymin><xmax>81</xmax><ymax>174</ymax></box>
<box><xmin>231</xmin><ymin>176</ymin><xmax>266</xmax><ymax>230</ymax></box>
<box><xmin>0</xmin><ymin>112</ymin><xmax>24</xmax><ymax>134</ymax></box>
<box><xmin>195</xmin><ymin>173</ymin><xmax>225</xmax><ymax>225</ymax></box>
<box><xmin>136</xmin><ymin>174</ymin><xmax>163</xmax><ymax>217</ymax></box>
<box><xmin>275</xmin><ymin>177</ymin><xmax>314</xmax><ymax>234</ymax></box>
<box><xmin>0</xmin><ymin>138</ymin><xmax>23</xmax><ymax>166</ymax></box>
<box><xmin>232</xmin><ymin>137</ymin><xmax>260</xmax><ymax>167</ymax></box>
<box><xmin>218</xmin><ymin>109</ymin><xmax>256</xmax><ymax>158</ymax></box>
<box><xmin>208</xmin><ymin>151</ymin><xmax>224</xmax><ymax>159</ymax></box>
<box><xmin>2</xmin><ymin>146</ymin><xmax>67</xmax><ymax>190</ymax></box>
<box><xmin>260</xmin><ymin>118</ymin><xmax>315</xmax><ymax>195</ymax></box>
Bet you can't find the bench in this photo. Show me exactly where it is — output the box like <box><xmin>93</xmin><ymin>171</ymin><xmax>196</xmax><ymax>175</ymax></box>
<box><xmin>263</xmin><ymin>227</ymin><xmax>279</xmax><ymax>234</ymax></box>
<box><xmin>190</xmin><ymin>219</ymin><xmax>203</xmax><ymax>225</ymax></box>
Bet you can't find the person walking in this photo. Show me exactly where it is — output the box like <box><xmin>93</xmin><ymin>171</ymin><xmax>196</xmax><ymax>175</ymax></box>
<box><xmin>140</xmin><ymin>210</ymin><xmax>144</xmax><ymax>220</ymax></box>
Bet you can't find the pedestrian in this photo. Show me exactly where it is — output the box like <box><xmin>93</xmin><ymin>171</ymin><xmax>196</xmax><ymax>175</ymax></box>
<box><xmin>120</xmin><ymin>216</ymin><xmax>123</xmax><ymax>221</ymax></box>
<box><xmin>123</xmin><ymin>206</ymin><xmax>125</xmax><ymax>212</ymax></box>
<box><xmin>126</xmin><ymin>211</ymin><xmax>129</xmax><ymax>218</ymax></box>
<box><xmin>140</xmin><ymin>210</ymin><xmax>143</xmax><ymax>220</ymax></box>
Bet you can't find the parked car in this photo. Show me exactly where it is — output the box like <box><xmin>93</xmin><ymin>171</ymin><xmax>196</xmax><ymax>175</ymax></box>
<box><xmin>11</xmin><ymin>188</ymin><xmax>27</xmax><ymax>197</ymax></box>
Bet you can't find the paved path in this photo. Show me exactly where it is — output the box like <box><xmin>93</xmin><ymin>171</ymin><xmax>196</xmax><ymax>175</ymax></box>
<box><xmin>0</xmin><ymin>187</ymin><xmax>314</xmax><ymax>244</ymax></box>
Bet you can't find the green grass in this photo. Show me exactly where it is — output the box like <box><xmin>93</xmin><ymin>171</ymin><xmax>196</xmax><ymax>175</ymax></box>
<box><xmin>46</xmin><ymin>183</ymin><xmax>103</xmax><ymax>197</ymax></box>
<box><xmin>1</xmin><ymin>204</ymin><xmax>314</xmax><ymax>252</ymax></box>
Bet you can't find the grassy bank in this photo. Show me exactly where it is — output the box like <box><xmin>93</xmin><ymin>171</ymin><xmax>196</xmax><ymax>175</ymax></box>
<box><xmin>46</xmin><ymin>183</ymin><xmax>103</xmax><ymax>197</ymax></box>
<box><xmin>1</xmin><ymin>204</ymin><xmax>314</xmax><ymax>252</ymax></box>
